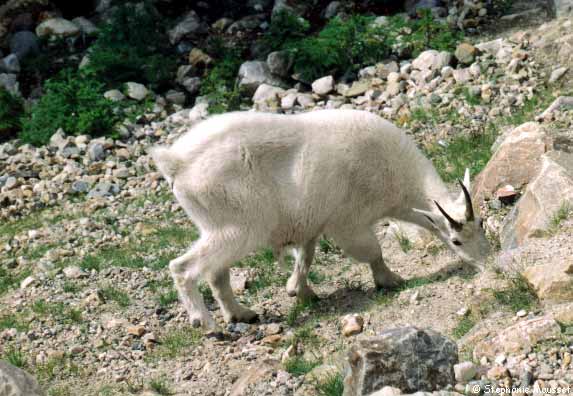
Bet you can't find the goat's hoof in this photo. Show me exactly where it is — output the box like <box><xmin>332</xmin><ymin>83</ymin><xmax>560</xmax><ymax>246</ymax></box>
<box><xmin>375</xmin><ymin>273</ymin><xmax>405</xmax><ymax>291</ymax></box>
<box><xmin>190</xmin><ymin>318</ymin><xmax>202</xmax><ymax>328</ymax></box>
<box><xmin>229</xmin><ymin>309</ymin><xmax>259</xmax><ymax>324</ymax></box>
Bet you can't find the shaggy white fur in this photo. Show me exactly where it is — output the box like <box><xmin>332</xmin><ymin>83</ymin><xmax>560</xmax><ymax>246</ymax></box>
<box><xmin>151</xmin><ymin>109</ymin><xmax>490</xmax><ymax>332</ymax></box>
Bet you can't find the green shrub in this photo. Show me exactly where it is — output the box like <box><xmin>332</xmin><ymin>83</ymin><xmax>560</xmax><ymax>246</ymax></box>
<box><xmin>262</xmin><ymin>10</ymin><xmax>310</xmax><ymax>53</ymax></box>
<box><xmin>200</xmin><ymin>42</ymin><xmax>243</xmax><ymax>114</ymax></box>
<box><xmin>85</xmin><ymin>2</ymin><xmax>175</xmax><ymax>89</ymax></box>
<box><xmin>19</xmin><ymin>70</ymin><xmax>121</xmax><ymax>146</ymax></box>
<box><xmin>0</xmin><ymin>88</ymin><xmax>24</xmax><ymax>142</ymax></box>
<box><xmin>288</xmin><ymin>15</ymin><xmax>389</xmax><ymax>81</ymax></box>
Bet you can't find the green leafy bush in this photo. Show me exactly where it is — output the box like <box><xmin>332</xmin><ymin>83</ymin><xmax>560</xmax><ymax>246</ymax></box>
<box><xmin>200</xmin><ymin>41</ymin><xmax>243</xmax><ymax>114</ymax></box>
<box><xmin>85</xmin><ymin>2</ymin><xmax>175</xmax><ymax>90</ymax></box>
<box><xmin>287</xmin><ymin>15</ymin><xmax>389</xmax><ymax>81</ymax></box>
<box><xmin>19</xmin><ymin>70</ymin><xmax>121</xmax><ymax>146</ymax></box>
<box><xmin>262</xmin><ymin>10</ymin><xmax>310</xmax><ymax>53</ymax></box>
<box><xmin>0</xmin><ymin>88</ymin><xmax>24</xmax><ymax>142</ymax></box>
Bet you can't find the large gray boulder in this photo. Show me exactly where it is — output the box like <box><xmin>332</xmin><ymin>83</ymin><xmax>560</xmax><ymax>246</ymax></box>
<box><xmin>343</xmin><ymin>327</ymin><xmax>458</xmax><ymax>396</ymax></box>
<box><xmin>36</xmin><ymin>18</ymin><xmax>80</xmax><ymax>38</ymax></box>
<box><xmin>9</xmin><ymin>31</ymin><xmax>40</xmax><ymax>60</ymax></box>
<box><xmin>238</xmin><ymin>61</ymin><xmax>286</xmax><ymax>95</ymax></box>
<box><xmin>500</xmin><ymin>151</ymin><xmax>573</xmax><ymax>249</ymax></box>
<box><xmin>0</xmin><ymin>361</ymin><xmax>44</xmax><ymax>396</ymax></box>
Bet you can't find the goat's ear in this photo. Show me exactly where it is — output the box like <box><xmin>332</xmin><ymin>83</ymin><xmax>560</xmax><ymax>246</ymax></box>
<box><xmin>456</xmin><ymin>168</ymin><xmax>472</xmax><ymax>205</ymax></box>
<box><xmin>412</xmin><ymin>208</ymin><xmax>440</xmax><ymax>229</ymax></box>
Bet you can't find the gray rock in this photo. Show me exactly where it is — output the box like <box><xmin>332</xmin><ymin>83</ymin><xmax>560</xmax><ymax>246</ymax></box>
<box><xmin>312</xmin><ymin>75</ymin><xmax>335</xmax><ymax>95</ymax></box>
<box><xmin>323</xmin><ymin>1</ymin><xmax>342</xmax><ymax>18</ymax></box>
<box><xmin>88</xmin><ymin>182</ymin><xmax>119</xmax><ymax>198</ymax></box>
<box><xmin>412</xmin><ymin>50</ymin><xmax>451</xmax><ymax>71</ymax></box>
<box><xmin>0</xmin><ymin>73</ymin><xmax>20</xmax><ymax>95</ymax></box>
<box><xmin>4</xmin><ymin>176</ymin><xmax>18</xmax><ymax>190</ymax></box>
<box><xmin>36</xmin><ymin>18</ymin><xmax>80</xmax><ymax>38</ymax></box>
<box><xmin>549</xmin><ymin>67</ymin><xmax>568</xmax><ymax>84</ymax></box>
<box><xmin>104</xmin><ymin>89</ymin><xmax>125</xmax><ymax>102</ymax></box>
<box><xmin>455</xmin><ymin>43</ymin><xmax>477</xmax><ymax>65</ymax></box>
<box><xmin>266</xmin><ymin>50</ymin><xmax>293</xmax><ymax>77</ymax></box>
<box><xmin>168</xmin><ymin>10</ymin><xmax>207</xmax><ymax>44</ymax></box>
<box><xmin>9</xmin><ymin>31</ymin><xmax>40</xmax><ymax>60</ymax></box>
<box><xmin>125</xmin><ymin>82</ymin><xmax>149</xmax><ymax>101</ymax></box>
<box><xmin>454</xmin><ymin>362</ymin><xmax>477</xmax><ymax>383</ymax></box>
<box><xmin>252</xmin><ymin>84</ymin><xmax>284</xmax><ymax>109</ymax></box>
<box><xmin>88</xmin><ymin>143</ymin><xmax>105</xmax><ymax>162</ymax></box>
<box><xmin>1</xmin><ymin>54</ymin><xmax>21</xmax><ymax>73</ymax></box>
<box><xmin>501</xmin><ymin>151</ymin><xmax>573</xmax><ymax>249</ymax></box>
<box><xmin>165</xmin><ymin>90</ymin><xmax>186</xmax><ymax>105</ymax></box>
<box><xmin>71</xmin><ymin>17</ymin><xmax>98</xmax><ymax>35</ymax></box>
<box><xmin>181</xmin><ymin>77</ymin><xmax>201</xmax><ymax>95</ymax></box>
<box><xmin>343</xmin><ymin>327</ymin><xmax>458</xmax><ymax>396</ymax></box>
<box><xmin>71</xmin><ymin>180</ymin><xmax>90</xmax><ymax>193</ymax></box>
<box><xmin>0</xmin><ymin>361</ymin><xmax>44</xmax><ymax>396</ymax></box>
<box><xmin>238</xmin><ymin>61</ymin><xmax>286</xmax><ymax>95</ymax></box>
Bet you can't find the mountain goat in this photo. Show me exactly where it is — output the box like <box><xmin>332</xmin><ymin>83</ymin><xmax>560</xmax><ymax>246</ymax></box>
<box><xmin>151</xmin><ymin>109</ymin><xmax>490</xmax><ymax>333</ymax></box>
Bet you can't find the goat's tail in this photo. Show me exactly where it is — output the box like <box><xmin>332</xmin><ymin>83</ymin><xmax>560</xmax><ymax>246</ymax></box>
<box><xmin>150</xmin><ymin>145</ymin><xmax>181</xmax><ymax>185</ymax></box>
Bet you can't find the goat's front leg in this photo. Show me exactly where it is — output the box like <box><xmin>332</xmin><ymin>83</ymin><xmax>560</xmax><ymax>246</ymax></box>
<box><xmin>369</xmin><ymin>257</ymin><xmax>404</xmax><ymax>290</ymax></box>
<box><xmin>286</xmin><ymin>239</ymin><xmax>318</xmax><ymax>302</ymax></box>
<box><xmin>205</xmin><ymin>268</ymin><xmax>258</xmax><ymax>324</ymax></box>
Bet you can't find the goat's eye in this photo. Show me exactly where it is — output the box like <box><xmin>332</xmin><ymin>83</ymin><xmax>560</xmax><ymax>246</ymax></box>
<box><xmin>452</xmin><ymin>240</ymin><xmax>463</xmax><ymax>246</ymax></box>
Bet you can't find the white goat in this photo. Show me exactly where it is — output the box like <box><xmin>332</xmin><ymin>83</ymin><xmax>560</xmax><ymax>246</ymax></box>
<box><xmin>151</xmin><ymin>109</ymin><xmax>490</xmax><ymax>332</ymax></box>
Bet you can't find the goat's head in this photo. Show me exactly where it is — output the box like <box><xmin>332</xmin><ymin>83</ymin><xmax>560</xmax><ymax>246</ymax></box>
<box><xmin>413</xmin><ymin>169</ymin><xmax>491</xmax><ymax>269</ymax></box>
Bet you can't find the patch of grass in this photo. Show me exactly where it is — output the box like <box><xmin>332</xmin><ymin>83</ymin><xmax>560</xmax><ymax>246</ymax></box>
<box><xmin>99</xmin><ymin>286</ymin><xmax>131</xmax><ymax>308</ymax></box>
<box><xmin>35</xmin><ymin>355</ymin><xmax>82</xmax><ymax>384</ymax></box>
<box><xmin>157</xmin><ymin>288</ymin><xmax>179</xmax><ymax>308</ymax></box>
<box><xmin>62</xmin><ymin>281</ymin><xmax>81</xmax><ymax>294</ymax></box>
<box><xmin>284</xmin><ymin>356</ymin><xmax>321</xmax><ymax>377</ymax></box>
<box><xmin>3</xmin><ymin>346</ymin><xmax>27</xmax><ymax>368</ymax></box>
<box><xmin>308</xmin><ymin>270</ymin><xmax>327</xmax><ymax>285</ymax></box>
<box><xmin>31</xmin><ymin>300</ymin><xmax>83</xmax><ymax>324</ymax></box>
<box><xmin>286</xmin><ymin>300</ymin><xmax>319</xmax><ymax>327</ymax></box>
<box><xmin>459</xmin><ymin>86</ymin><xmax>482</xmax><ymax>106</ymax></box>
<box><xmin>425</xmin><ymin>130</ymin><xmax>497</xmax><ymax>183</ymax></box>
<box><xmin>0</xmin><ymin>313</ymin><xmax>29</xmax><ymax>331</ymax></box>
<box><xmin>239</xmin><ymin>249</ymin><xmax>287</xmax><ymax>294</ymax></box>
<box><xmin>315</xmin><ymin>372</ymin><xmax>345</xmax><ymax>396</ymax></box>
<box><xmin>149</xmin><ymin>377</ymin><xmax>172</xmax><ymax>395</ymax></box>
<box><xmin>291</xmin><ymin>322</ymin><xmax>322</xmax><ymax>348</ymax></box>
<box><xmin>198</xmin><ymin>281</ymin><xmax>215</xmax><ymax>304</ymax></box>
<box><xmin>394</xmin><ymin>230</ymin><xmax>412</xmax><ymax>253</ymax></box>
<box><xmin>154</xmin><ymin>327</ymin><xmax>202</xmax><ymax>359</ymax></box>
<box><xmin>74</xmin><ymin>223</ymin><xmax>197</xmax><ymax>272</ymax></box>
<box><xmin>48</xmin><ymin>385</ymin><xmax>72</xmax><ymax>396</ymax></box>
<box><xmin>549</xmin><ymin>202</ymin><xmax>572</xmax><ymax>233</ymax></box>
<box><xmin>0</xmin><ymin>266</ymin><xmax>32</xmax><ymax>296</ymax></box>
<box><xmin>452</xmin><ymin>316</ymin><xmax>475</xmax><ymax>339</ymax></box>
<box><xmin>492</xmin><ymin>275</ymin><xmax>538</xmax><ymax>312</ymax></box>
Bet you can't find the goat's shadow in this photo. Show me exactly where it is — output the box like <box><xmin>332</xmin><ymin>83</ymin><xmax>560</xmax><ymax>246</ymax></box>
<box><xmin>284</xmin><ymin>261</ymin><xmax>477</xmax><ymax>325</ymax></box>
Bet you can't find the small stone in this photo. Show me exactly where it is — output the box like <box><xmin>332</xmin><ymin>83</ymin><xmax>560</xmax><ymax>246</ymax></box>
<box><xmin>227</xmin><ymin>322</ymin><xmax>250</xmax><ymax>334</ymax></box>
<box><xmin>1</xmin><ymin>54</ymin><xmax>20</xmax><ymax>73</ymax></box>
<box><xmin>20</xmin><ymin>276</ymin><xmax>35</xmax><ymax>289</ymax></box>
<box><xmin>343</xmin><ymin>81</ymin><xmax>369</xmax><ymax>97</ymax></box>
<box><xmin>487</xmin><ymin>366</ymin><xmax>509</xmax><ymax>380</ymax></box>
<box><xmin>341</xmin><ymin>314</ymin><xmax>364</xmax><ymax>337</ymax></box>
<box><xmin>88</xmin><ymin>143</ymin><xmax>105</xmax><ymax>162</ymax></box>
<box><xmin>496</xmin><ymin>184</ymin><xmax>518</xmax><ymax>204</ymax></box>
<box><xmin>516</xmin><ymin>310</ymin><xmax>527</xmax><ymax>317</ymax></box>
<box><xmin>104</xmin><ymin>89</ymin><xmax>125</xmax><ymax>102</ymax></box>
<box><xmin>454</xmin><ymin>361</ymin><xmax>477</xmax><ymax>383</ymax></box>
<box><xmin>455</xmin><ymin>43</ymin><xmax>477</xmax><ymax>65</ymax></box>
<box><xmin>188</xmin><ymin>48</ymin><xmax>212</xmax><ymax>67</ymax></box>
<box><xmin>69</xmin><ymin>345</ymin><xmax>84</xmax><ymax>355</ymax></box>
<box><xmin>262</xmin><ymin>334</ymin><xmax>283</xmax><ymax>345</ymax></box>
<box><xmin>125</xmin><ymin>82</ymin><xmax>149</xmax><ymax>101</ymax></box>
<box><xmin>36</xmin><ymin>18</ymin><xmax>80</xmax><ymax>38</ymax></box>
<box><xmin>312</xmin><ymin>75</ymin><xmax>335</xmax><ymax>95</ymax></box>
<box><xmin>71</xmin><ymin>181</ymin><xmax>90</xmax><ymax>193</ymax></box>
<box><xmin>142</xmin><ymin>332</ymin><xmax>157</xmax><ymax>348</ymax></box>
<box><xmin>63</xmin><ymin>266</ymin><xmax>85</xmax><ymax>279</ymax></box>
<box><xmin>369</xmin><ymin>386</ymin><xmax>402</xmax><ymax>396</ymax></box>
<box><xmin>281</xmin><ymin>344</ymin><xmax>296</xmax><ymax>363</ymax></box>
<box><xmin>265</xmin><ymin>323</ymin><xmax>282</xmax><ymax>336</ymax></box>
<box><xmin>456</xmin><ymin>307</ymin><xmax>469</xmax><ymax>316</ymax></box>
<box><xmin>549</xmin><ymin>67</ymin><xmax>568</xmax><ymax>84</ymax></box>
<box><xmin>495</xmin><ymin>354</ymin><xmax>506</xmax><ymax>365</ymax></box>
<box><xmin>127</xmin><ymin>325</ymin><xmax>146</xmax><ymax>337</ymax></box>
